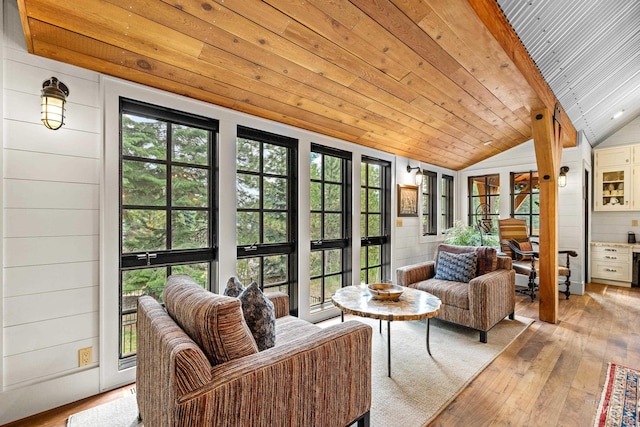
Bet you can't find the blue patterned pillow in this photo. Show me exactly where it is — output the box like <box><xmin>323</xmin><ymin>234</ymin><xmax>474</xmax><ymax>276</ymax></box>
<box><xmin>223</xmin><ymin>276</ymin><xmax>245</xmax><ymax>297</ymax></box>
<box><xmin>434</xmin><ymin>251</ymin><xmax>478</xmax><ymax>283</ymax></box>
<box><xmin>238</xmin><ymin>282</ymin><xmax>276</xmax><ymax>351</ymax></box>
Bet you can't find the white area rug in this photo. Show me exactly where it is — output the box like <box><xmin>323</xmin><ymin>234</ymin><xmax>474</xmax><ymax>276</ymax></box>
<box><xmin>67</xmin><ymin>389</ymin><xmax>140</xmax><ymax>427</ymax></box>
<box><xmin>350</xmin><ymin>315</ymin><xmax>533</xmax><ymax>426</ymax></box>
<box><xmin>68</xmin><ymin>315</ymin><xmax>532</xmax><ymax>427</ymax></box>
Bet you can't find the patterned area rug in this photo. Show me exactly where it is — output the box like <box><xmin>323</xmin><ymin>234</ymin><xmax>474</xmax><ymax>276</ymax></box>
<box><xmin>594</xmin><ymin>363</ymin><xmax>640</xmax><ymax>427</ymax></box>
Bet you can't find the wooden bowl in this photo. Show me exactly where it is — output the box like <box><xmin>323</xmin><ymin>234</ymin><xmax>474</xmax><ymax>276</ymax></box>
<box><xmin>368</xmin><ymin>283</ymin><xmax>404</xmax><ymax>301</ymax></box>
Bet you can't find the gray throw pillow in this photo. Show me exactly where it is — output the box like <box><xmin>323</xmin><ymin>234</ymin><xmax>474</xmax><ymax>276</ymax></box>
<box><xmin>238</xmin><ymin>282</ymin><xmax>276</xmax><ymax>351</ymax></box>
<box><xmin>224</xmin><ymin>276</ymin><xmax>245</xmax><ymax>297</ymax></box>
<box><xmin>434</xmin><ymin>251</ymin><xmax>478</xmax><ymax>283</ymax></box>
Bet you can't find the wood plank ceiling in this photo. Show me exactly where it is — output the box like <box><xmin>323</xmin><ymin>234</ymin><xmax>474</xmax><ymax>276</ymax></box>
<box><xmin>17</xmin><ymin>0</ymin><xmax>576</xmax><ymax>170</ymax></box>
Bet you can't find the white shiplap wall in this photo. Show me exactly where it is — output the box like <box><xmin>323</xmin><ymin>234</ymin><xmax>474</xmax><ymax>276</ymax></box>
<box><xmin>591</xmin><ymin>116</ymin><xmax>640</xmax><ymax>243</ymax></box>
<box><xmin>1</xmin><ymin>0</ymin><xmax>102</xmax><ymax>421</ymax></box>
<box><xmin>393</xmin><ymin>157</ymin><xmax>455</xmax><ymax>270</ymax></box>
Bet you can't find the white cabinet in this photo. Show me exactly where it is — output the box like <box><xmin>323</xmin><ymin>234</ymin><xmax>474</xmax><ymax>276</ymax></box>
<box><xmin>595</xmin><ymin>146</ymin><xmax>631</xmax><ymax>167</ymax></box>
<box><xmin>634</xmin><ymin>145</ymin><xmax>640</xmax><ymax>164</ymax></box>
<box><xmin>591</xmin><ymin>243</ymin><xmax>632</xmax><ymax>286</ymax></box>
<box><xmin>594</xmin><ymin>145</ymin><xmax>639</xmax><ymax>211</ymax></box>
<box><xmin>595</xmin><ymin>166</ymin><xmax>630</xmax><ymax>211</ymax></box>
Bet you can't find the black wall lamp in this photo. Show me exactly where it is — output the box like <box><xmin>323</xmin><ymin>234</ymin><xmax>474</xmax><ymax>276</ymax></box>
<box><xmin>558</xmin><ymin>166</ymin><xmax>569</xmax><ymax>188</ymax></box>
<box><xmin>41</xmin><ymin>77</ymin><xmax>69</xmax><ymax>130</ymax></box>
<box><xmin>407</xmin><ymin>164</ymin><xmax>423</xmax><ymax>186</ymax></box>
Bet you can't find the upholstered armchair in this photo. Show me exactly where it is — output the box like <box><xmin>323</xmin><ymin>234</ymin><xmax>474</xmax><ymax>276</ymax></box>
<box><xmin>136</xmin><ymin>275</ymin><xmax>372</xmax><ymax>427</ymax></box>
<box><xmin>396</xmin><ymin>244</ymin><xmax>515</xmax><ymax>343</ymax></box>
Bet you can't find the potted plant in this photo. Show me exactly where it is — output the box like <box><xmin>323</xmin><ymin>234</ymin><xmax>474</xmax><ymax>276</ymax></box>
<box><xmin>443</xmin><ymin>220</ymin><xmax>499</xmax><ymax>247</ymax></box>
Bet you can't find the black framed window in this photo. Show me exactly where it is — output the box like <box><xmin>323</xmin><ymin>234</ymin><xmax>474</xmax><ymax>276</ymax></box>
<box><xmin>421</xmin><ymin>170</ymin><xmax>437</xmax><ymax>236</ymax></box>
<box><xmin>511</xmin><ymin>171</ymin><xmax>540</xmax><ymax>236</ymax></box>
<box><xmin>468</xmin><ymin>174</ymin><xmax>500</xmax><ymax>233</ymax></box>
<box><xmin>441</xmin><ymin>174</ymin><xmax>454</xmax><ymax>231</ymax></box>
<box><xmin>119</xmin><ymin>98</ymin><xmax>217</xmax><ymax>366</ymax></box>
<box><xmin>310</xmin><ymin>144</ymin><xmax>352</xmax><ymax>311</ymax></box>
<box><xmin>360</xmin><ymin>157</ymin><xmax>391</xmax><ymax>284</ymax></box>
<box><xmin>236</xmin><ymin>126</ymin><xmax>298</xmax><ymax>315</ymax></box>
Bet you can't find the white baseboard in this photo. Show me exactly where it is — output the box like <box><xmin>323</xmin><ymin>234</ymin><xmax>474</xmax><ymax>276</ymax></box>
<box><xmin>0</xmin><ymin>367</ymin><xmax>100</xmax><ymax>424</ymax></box>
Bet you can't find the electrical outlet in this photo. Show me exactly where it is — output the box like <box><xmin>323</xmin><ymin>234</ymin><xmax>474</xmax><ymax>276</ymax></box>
<box><xmin>396</xmin><ymin>219</ymin><xmax>403</xmax><ymax>227</ymax></box>
<box><xmin>632</xmin><ymin>219</ymin><xmax>638</xmax><ymax>227</ymax></box>
<box><xmin>78</xmin><ymin>347</ymin><xmax>93</xmax><ymax>367</ymax></box>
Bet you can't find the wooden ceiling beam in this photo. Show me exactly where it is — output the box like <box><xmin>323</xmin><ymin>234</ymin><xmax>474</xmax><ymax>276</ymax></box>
<box><xmin>467</xmin><ymin>0</ymin><xmax>577</xmax><ymax>149</ymax></box>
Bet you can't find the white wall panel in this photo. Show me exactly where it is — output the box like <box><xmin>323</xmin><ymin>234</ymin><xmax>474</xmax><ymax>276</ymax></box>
<box><xmin>4</xmin><ymin>180</ymin><xmax>99</xmax><ymax>209</ymax></box>
<box><xmin>4</xmin><ymin>120</ymin><xmax>100</xmax><ymax>158</ymax></box>
<box><xmin>3</xmin><ymin>337</ymin><xmax>99</xmax><ymax>387</ymax></box>
<box><xmin>5</xmin><ymin>209</ymin><xmax>98</xmax><ymax>237</ymax></box>
<box><xmin>4</xmin><ymin>89</ymin><xmax>99</xmax><ymax>134</ymax></box>
<box><xmin>4</xmin><ymin>236</ymin><xmax>99</xmax><ymax>267</ymax></box>
<box><xmin>4</xmin><ymin>286</ymin><xmax>98</xmax><ymax>326</ymax></box>
<box><xmin>4</xmin><ymin>150</ymin><xmax>99</xmax><ymax>183</ymax></box>
<box><xmin>4</xmin><ymin>312</ymin><xmax>98</xmax><ymax>356</ymax></box>
<box><xmin>0</xmin><ymin>368</ymin><xmax>99</xmax><ymax>425</ymax></box>
<box><xmin>4</xmin><ymin>261</ymin><xmax>98</xmax><ymax>297</ymax></box>
<box><xmin>4</xmin><ymin>57</ymin><xmax>100</xmax><ymax>107</ymax></box>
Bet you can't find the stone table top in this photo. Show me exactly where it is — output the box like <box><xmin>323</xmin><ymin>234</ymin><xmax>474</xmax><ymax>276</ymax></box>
<box><xmin>331</xmin><ymin>284</ymin><xmax>441</xmax><ymax>321</ymax></box>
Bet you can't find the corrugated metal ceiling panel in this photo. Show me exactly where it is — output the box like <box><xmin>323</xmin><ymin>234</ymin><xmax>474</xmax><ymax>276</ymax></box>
<box><xmin>497</xmin><ymin>0</ymin><xmax>640</xmax><ymax>145</ymax></box>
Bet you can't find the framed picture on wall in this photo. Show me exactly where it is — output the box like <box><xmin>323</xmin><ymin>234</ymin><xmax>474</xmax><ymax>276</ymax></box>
<box><xmin>398</xmin><ymin>184</ymin><xmax>419</xmax><ymax>217</ymax></box>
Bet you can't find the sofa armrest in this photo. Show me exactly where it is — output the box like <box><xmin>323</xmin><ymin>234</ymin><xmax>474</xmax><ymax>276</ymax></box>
<box><xmin>396</xmin><ymin>261</ymin><xmax>435</xmax><ymax>286</ymax></box>
<box><xmin>137</xmin><ymin>296</ymin><xmax>214</xmax><ymax>426</ymax></box>
<box><xmin>177</xmin><ymin>321</ymin><xmax>372</xmax><ymax>427</ymax></box>
<box><xmin>496</xmin><ymin>255</ymin><xmax>512</xmax><ymax>270</ymax></box>
<box><xmin>468</xmin><ymin>269</ymin><xmax>516</xmax><ymax>330</ymax></box>
<box><xmin>266</xmin><ymin>291</ymin><xmax>289</xmax><ymax>318</ymax></box>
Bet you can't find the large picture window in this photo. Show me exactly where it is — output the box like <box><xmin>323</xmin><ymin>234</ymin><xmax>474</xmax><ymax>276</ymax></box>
<box><xmin>119</xmin><ymin>98</ymin><xmax>217</xmax><ymax>366</ymax></box>
<box><xmin>360</xmin><ymin>157</ymin><xmax>391</xmax><ymax>284</ymax></box>
<box><xmin>511</xmin><ymin>171</ymin><xmax>540</xmax><ymax>236</ymax></box>
<box><xmin>310</xmin><ymin>144</ymin><xmax>352</xmax><ymax>312</ymax></box>
<box><xmin>421</xmin><ymin>170</ymin><xmax>437</xmax><ymax>235</ymax></box>
<box><xmin>236</xmin><ymin>126</ymin><xmax>298</xmax><ymax>314</ymax></box>
<box><xmin>468</xmin><ymin>174</ymin><xmax>500</xmax><ymax>233</ymax></box>
<box><xmin>441</xmin><ymin>174</ymin><xmax>454</xmax><ymax>231</ymax></box>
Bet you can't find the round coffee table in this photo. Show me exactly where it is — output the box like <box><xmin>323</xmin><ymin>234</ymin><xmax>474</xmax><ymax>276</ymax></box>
<box><xmin>331</xmin><ymin>284</ymin><xmax>441</xmax><ymax>377</ymax></box>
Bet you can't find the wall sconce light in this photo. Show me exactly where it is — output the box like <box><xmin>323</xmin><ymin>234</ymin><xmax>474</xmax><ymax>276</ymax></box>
<box><xmin>407</xmin><ymin>164</ymin><xmax>423</xmax><ymax>186</ymax></box>
<box><xmin>41</xmin><ymin>77</ymin><xmax>69</xmax><ymax>130</ymax></box>
<box><xmin>558</xmin><ymin>166</ymin><xmax>569</xmax><ymax>188</ymax></box>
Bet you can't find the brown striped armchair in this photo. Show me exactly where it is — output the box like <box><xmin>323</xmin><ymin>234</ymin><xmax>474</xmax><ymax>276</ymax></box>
<box><xmin>137</xmin><ymin>275</ymin><xmax>372</xmax><ymax>427</ymax></box>
<box><xmin>396</xmin><ymin>244</ymin><xmax>516</xmax><ymax>343</ymax></box>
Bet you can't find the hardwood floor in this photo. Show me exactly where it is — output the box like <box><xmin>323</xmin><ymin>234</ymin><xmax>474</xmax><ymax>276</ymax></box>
<box><xmin>1</xmin><ymin>384</ymin><xmax>136</xmax><ymax>427</ymax></box>
<box><xmin>3</xmin><ymin>282</ymin><xmax>638</xmax><ymax>427</ymax></box>
<box><xmin>430</xmin><ymin>282</ymin><xmax>640</xmax><ymax>426</ymax></box>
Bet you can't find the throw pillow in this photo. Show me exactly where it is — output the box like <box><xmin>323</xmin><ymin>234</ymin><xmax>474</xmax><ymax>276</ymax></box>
<box><xmin>164</xmin><ymin>275</ymin><xmax>258</xmax><ymax>366</ymax></box>
<box><xmin>434</xmin><ymin>250</ymin><xmax>477</xmax><ymax>283</ymax></box>
<box><xmin>224</xmin><ymin>276</ymin><xmax>245</xmax><ymax>297</ymax></box>
<box><xmin>512</xmin><ymin>239</ymin><xmax>533</xmax><ymax>260</ymax></box>
<box><xmin>238</xmin><ymin>282</ymin><xmax>276</xmax><ymax>351</ymax></box>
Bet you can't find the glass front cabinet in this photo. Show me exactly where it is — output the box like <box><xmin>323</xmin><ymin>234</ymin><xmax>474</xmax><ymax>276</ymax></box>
<box><xmin>595</xmin><ymin>166</ymin><xmax>630</xmax><ymax>211</ymax></box>
<box><xmin>593</xmin><ymin>145</ymin><xmax>640</xmax><ymax>211</ymax></box>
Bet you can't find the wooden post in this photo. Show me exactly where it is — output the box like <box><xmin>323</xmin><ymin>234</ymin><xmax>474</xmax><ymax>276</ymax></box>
<box><xmin>531</xmin><ymin>108</ymin><xmax>561</xmax><ymax>323</ymax></box>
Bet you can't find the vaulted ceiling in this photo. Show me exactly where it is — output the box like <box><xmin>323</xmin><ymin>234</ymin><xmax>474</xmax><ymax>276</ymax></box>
<box><xmin>17</xmin><ymin>0</ymin><xmax>579</xmax><ymax>170</ymax></box>
<box><xmin>499</xmin><ymin>0</ymin><xmax>640</xmax><ymax>147</ymax></box>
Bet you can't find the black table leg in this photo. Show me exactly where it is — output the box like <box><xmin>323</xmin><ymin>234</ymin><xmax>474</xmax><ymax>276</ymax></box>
<box><xmin>387</xmin><ymin>319</ymin><xmax>391</xmax><ymax>377</ymax></box>
<box><xmin>426</xmin><ymin>318</ymin><xmax>432</xmax><ymax>356</ymax></box>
